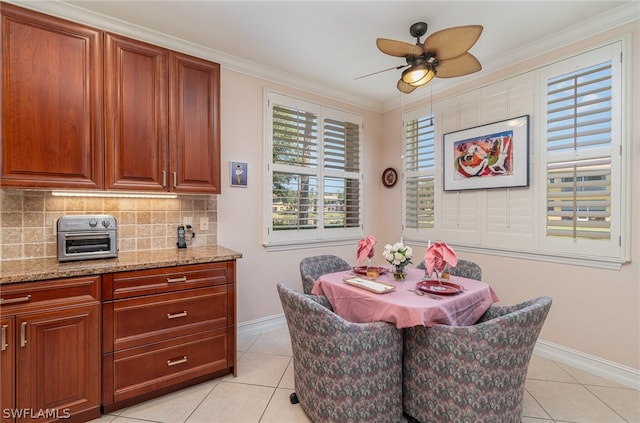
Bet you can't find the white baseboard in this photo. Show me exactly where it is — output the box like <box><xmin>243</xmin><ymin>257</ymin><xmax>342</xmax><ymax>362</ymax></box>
<box><xmin>237</xmin><ymin>313</ymin><xmax>287</xmax><ymax>340</ymax></box>
<box><xmin>534</xmin><ymin>339</ymin><xmax>639</xmax><ymax>390</ymax></box>
<box><xmin>238</xmin><ymin>315</ymin><xmax>639</xmax><ymax>391</ymax></box>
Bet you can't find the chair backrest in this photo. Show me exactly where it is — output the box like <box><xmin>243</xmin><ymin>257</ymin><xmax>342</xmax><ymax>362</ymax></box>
<box><xmin>402</xmin><ymin>296</ymin><xmax>552</xmax><ymax>423</ymax></box>
<box><xmin>416</xmin><ymin>258</ymin><xmax>483</xmax><ymax>280</ymax></box>
<box><xmin>277</xmin><ymin>283</ymin><xmax>403</xmax><ymax>423</ymax></box>
<box><xmin>299</xmin><ymin>254</ymin><xmax>351</xmax><ymax>294</ymax></box>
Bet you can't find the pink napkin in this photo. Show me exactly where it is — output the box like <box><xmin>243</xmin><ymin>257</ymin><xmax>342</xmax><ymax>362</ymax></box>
<box><xmin>424</xmin><ymin>242</ymin><xmax>458</xmax><ymax>277</ymax></box>
<box><xmin>357</xmin><ymin>235</ymin><xmax>377</xmax><ymax>265</ymax></box>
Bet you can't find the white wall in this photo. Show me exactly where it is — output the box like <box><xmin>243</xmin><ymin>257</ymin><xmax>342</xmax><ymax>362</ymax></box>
<box><xmin>217</xmin><ymin>21</ymin><xmax>639</xmax><ymax>374</ymax></box>
<box><xmin>217</xmin><ymin>72</ymin><xmax>385</xmax><ymax>327</ymax></box>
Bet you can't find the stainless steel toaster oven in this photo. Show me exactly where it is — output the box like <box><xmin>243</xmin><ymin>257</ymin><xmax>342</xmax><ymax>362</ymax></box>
<box><xmin>57</xmin><ymin>215</ymin><xmax>118</xmax><ymax>262</ymax></box>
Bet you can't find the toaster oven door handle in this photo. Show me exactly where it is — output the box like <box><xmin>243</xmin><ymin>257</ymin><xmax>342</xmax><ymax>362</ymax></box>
<box><xmin>64</xmin><ymin>232</ymin><xmax>111</xmax><ymax>238</ymax></box>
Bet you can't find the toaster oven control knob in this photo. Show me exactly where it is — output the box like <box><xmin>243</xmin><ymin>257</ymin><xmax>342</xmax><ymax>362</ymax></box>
<box><xmin>88</xmin><ymin>218</ymin><xmax>98</xmax><ymax>228</ymax></box>
<box><xmin>102</xmin><ymin>219</ymin><xmax>111</xmax><ymax>228</ymax></box>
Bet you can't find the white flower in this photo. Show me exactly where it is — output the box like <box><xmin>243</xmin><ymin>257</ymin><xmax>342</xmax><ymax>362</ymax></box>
<box><xmin>382</xmin><ymin>241</ymin><xmax>413</xmax><ymax>267</ymax></box>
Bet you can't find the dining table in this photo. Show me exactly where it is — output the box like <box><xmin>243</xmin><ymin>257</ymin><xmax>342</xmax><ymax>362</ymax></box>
<box><xmin>311</xmin><ymin>266</ymin><xmax>499</xmax><ymax>329</ymax></box>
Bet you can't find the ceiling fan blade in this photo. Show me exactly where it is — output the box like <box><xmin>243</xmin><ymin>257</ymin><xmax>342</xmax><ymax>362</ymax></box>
<box><xmin>377</xmin><ymin>38</ymin><xmax>423</xmax><ymax>57</ymax></box>
<box><xmin>354</xmin><ymin>64</ymin><xmax>408</xmax><ymax>80</ymax></box>
<box><xmin>397</xmin><ymin>79</ymin><xmax>417</xmax><ymax>94</ymax></box>
<box><xmin>423</xmin><ymin>25</ymin><xmax>483</xmax><ymax>61</ymax></box>
<box><xmin>435</xmin><ymin>53</ymin><xmax>482</xmax><ymax>78</ymax></box>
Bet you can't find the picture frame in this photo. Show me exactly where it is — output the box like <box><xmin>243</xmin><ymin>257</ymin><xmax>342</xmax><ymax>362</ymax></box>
<box><xmin>443</xmin><ymin>115</ymin><xmax>529</xmax><ymax>191</ymax></box>
<box><xmin>230</xmin><ymin>161</ymin><xmax>248</xmax><ymax>187</ymax></box>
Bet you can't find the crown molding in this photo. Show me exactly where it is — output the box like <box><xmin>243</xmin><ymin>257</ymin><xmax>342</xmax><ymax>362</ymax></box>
<box><xmin>6</xmin><ymin>1</ymin><xmax>638</xmax><ymax>114</ymax></box>
<box><xmin>4</xmin><ymin>0</ymin><xmax>383</xmax><ymax>112</ymax></box>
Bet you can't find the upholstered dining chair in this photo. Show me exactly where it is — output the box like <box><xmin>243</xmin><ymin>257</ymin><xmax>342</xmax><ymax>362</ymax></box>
<box><xmin>402</xmin><ymin>296</ymin><xmax>552</xmax><ymax>423</ymax></box>
<box><xmin>417</xmin><ymin>258</ymin><xmax>483</xmax><ymax>280</ymax></box>
<box><xmin>299</xmin><ymin>254</ymin><xmax>351</xmax><ymax>294</ymax></box>
<box><xmin>277</xmin><ymin>283</ymin><xmax>404</xmax><ymax>423</ymax></box>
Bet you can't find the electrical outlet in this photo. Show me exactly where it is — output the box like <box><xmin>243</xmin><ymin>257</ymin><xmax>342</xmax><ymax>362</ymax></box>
<box><xmin>184</xmin><ymin>216</ymin><xmax>193</xmax><ymax>227</ymax></box>
<box><xmin>200</xmin><ymin>217</ymin><xmax>209</xmax><ymax>231</ymax></box>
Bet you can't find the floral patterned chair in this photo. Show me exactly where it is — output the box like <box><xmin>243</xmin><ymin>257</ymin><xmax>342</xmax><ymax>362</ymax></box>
<box><xmin>299</xmin><ymin>254</ymin><xmax>351</xmax><ymax>294</ymax></box>
<box><xmin>416</xmin><ymin>258</ymin><xmax>483</xmax><ymax>280</ymax></box>
<box><xmin>402</xmin><ymin>296</ymin><xmax>552</xmax><ymax>423</ymax></box>
<box><xmin>277</xmin><ymin>283</ymin><xmax>404</xmax><ymax>423</ymax></box>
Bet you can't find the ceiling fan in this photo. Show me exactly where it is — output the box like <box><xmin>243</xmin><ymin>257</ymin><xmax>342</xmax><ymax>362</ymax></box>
<box><xmin>372</xmin><ymin>22</ymin><xmax>483</xmax><ymax>94</ymax></box>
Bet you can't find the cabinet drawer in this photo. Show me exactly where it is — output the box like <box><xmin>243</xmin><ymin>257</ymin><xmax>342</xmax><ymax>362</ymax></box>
<box><xmin>112</xmin><ymin>286</ymin><xmax>227</xmax><ymax>350</ymax></box>
<box><xmin>0</xmin><ymin>276</ymin><xmax>100</xmax><ymax>315</ymax></box>
<box><xmin>108</xmin><ymin>262</ymin><xmax>230</xmax><ymax>299</ymax></box>
<box><xmin>112</xmin><ymin>329</ymin><xmax>229</xmax><ymax>403</ymax></box>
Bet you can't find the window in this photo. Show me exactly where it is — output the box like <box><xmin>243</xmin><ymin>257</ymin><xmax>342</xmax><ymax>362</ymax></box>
<box><xmin>265</xmin><ymin>91</ymin><xmax>363</xmax><ymax>247</ymax></box>
<box><xmin>540</xmin><ymin>43</ymin><xmax>624</xmax><ymax>260</ymax></box>
<box><xmin>403</xmin><ymin>113</ymin><xmax>436</xmax><ymax>235</ymax></box>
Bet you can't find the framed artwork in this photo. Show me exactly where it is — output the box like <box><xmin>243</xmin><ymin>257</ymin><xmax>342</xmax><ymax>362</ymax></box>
<box><xmin>230</xmin><ymin>161</ymin><xmax>248</xmax><ymax>187</ymax></box>
<box><xmin>443</xmin><ymin>115</ymin><xmax>530</xmax><ymax>191</ymax></box>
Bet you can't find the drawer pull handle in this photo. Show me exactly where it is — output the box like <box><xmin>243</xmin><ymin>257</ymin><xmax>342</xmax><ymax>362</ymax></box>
<box><xmin>166</xmin><ymin>276</ymin><xmax>187</xmax><ymax>283</ymax></box>
<box><xmin>167</xmin><ymin>356</ymin><xmax>187</xmax><ymax>367</ymax></box>
<box><xmin>0</xmin><ymin>295</ymin><xmax>32</xmax><ymax>305</ymax></box>
<box><xmin>20</xmin><ymin>322</ymin><xmax>27</xmax><ymax>347</ymax></box>
<box><xmin>173</xmin><ymin>171</ymin><xmax>177</xmax><ymax>188</ymax></box>
<box><xmin>162</xmin><ymin>170</ymin><xmax>167</xmax><ymax>187</ymax></box>
<box><xmin>167</xmin><ymin>311</ymin><xmax>188</xmax><ymax>319</ymax></box>
<box><xmin>1</xmin><ymin>325</ymin><xmax>7</xmax><ymax>351</ymax></box>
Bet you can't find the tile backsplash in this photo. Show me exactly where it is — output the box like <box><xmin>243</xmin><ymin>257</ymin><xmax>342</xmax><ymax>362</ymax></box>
<box><xmin>0</xmin><ymin>189</ymin><xmax>217</xmax><ymax>262</ymax></box>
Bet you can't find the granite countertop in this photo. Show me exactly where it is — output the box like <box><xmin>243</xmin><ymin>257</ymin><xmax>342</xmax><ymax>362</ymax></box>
<box><xmin>0</xmin><ymin>245</ymin><xmax>243</xmax><ymax>285</ymax></box>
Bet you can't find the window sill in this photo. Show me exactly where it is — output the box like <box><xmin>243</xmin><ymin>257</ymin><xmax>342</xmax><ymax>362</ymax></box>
<box><xmin>404</xmin><ymin>239</ymin><xmax>625</xmax><ymax>271</ymax></box>
<box><xmin>263</xmin><ymin>237</ymin><xmax>361</xmax><ymax>252</ymax></box>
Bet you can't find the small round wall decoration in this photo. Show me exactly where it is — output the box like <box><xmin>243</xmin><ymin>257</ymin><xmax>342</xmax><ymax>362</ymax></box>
<box><xmin>382</xmin><ymin>167</ymin><xmax>398</xmax><ymax>188</ymax></box>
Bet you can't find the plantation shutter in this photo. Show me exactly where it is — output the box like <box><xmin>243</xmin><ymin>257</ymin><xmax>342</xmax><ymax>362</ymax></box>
<box><xmin>404</xmin><ymin>116</ymin><xmax>435</xmax><ymax>230</ymax></box>
<box><xmin>272</xmin><ymin>104</ymin><xmax>319</xmax><ymax>231</ymax></box>
<box><xmin>323</xmin><ymin>118</ymin><xmax>360</xmax><ymax>228</ymax></box>
<box><xmin>267</xmin><ymin>91</ymin><xmax>364</xmax><ymax>245</ymax></box>
<box><xmin>545</xmin><ymin>61</ymin><xmax>613</xmax><ymax>240</ymax></box>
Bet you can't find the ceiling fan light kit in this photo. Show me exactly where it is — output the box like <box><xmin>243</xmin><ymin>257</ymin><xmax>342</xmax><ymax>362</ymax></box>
<box><xmin>401</xmin><ymin>63</ymin><xmax>436</xmax><ymax>87</ymax></box>
<box><xmin>374</xmin><ymin>21</ymin><xmax>483</xmax><ymax>93</ymax></box>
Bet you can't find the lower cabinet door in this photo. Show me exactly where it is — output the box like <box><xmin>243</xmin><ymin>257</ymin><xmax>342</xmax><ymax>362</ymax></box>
<box><xmin>112</xmin><ymin>328</ymin><xmax>228</xmax><ymax>403</ymax></box>
<box><xmin>1</xmin><ymin>316</ymin><xmax>15</xmax><ymax>423</ymax></box>
<box><xmin>16</xmin><ymin>304</ymin><xmax>100</xmax><ymax>423</ymax></box>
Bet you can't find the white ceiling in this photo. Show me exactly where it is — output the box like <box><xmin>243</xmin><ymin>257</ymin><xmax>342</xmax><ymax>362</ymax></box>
<box><xmin>20</xmin><ymin>1</ymin><xmax>637</xmax><ymax>110</ymax></box>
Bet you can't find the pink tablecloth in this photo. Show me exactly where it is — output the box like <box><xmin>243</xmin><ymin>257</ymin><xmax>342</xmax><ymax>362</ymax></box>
<box><xmin>311</xmin><ymin>267</ymin><xmax>499</xmax><ymax>329</ymax></box>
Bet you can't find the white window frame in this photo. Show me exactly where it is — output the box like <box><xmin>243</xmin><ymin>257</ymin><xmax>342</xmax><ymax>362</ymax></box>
<box><xmin>537</xmin><ymin>42</ymin><xmax>626</xmax><ymax>261</ymax></box>
<box><xmin>264</xmin><ymin>91</ymin><xmax>364</xmax><ymax>250</ymax></box>
<box><xmin>401</xmin><ymin>39</ymin><xmax>629</xmax><ymax>268</ymax></box>
<box><xmin>402</xmin><ymin>109</ymin><xmax>437</xmax><ymax>240</ymax></box>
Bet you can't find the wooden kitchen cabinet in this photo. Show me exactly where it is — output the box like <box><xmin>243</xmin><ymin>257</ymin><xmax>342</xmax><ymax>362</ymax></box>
<box><xmin>101</xmin><ymin>261</ymin><xmax>236</xmax><ymax>412</ymax></box>
<box><xmin>0</xmin><ymin>276</ymin><xmax>101</xmax><ymax>423</ymax></box>
<box><xmin>1</xmin><ymin>4</ymin><xmax>221</xmax><ymax>193</ymax></box>
<box><xmin>105</xmin><ymin>33</ymin><xmax>221</xmax><ymax>193</ymax></box>
<box><xmin>0</xmin><ymin>3</ymin><xmax>104</xmax><ymax>189</ymax></box>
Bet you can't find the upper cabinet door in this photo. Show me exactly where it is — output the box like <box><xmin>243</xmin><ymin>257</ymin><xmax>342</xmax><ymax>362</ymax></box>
<box><xmin>1</xmin><ymin>4</ymin><xmax>104</xmax><ymax>189</ymax></box>
<box><xmin>169</xmin><ymin>52</ymin><xmax>221</xmax><ymax>194</ymax></box>
<box><xmin>104</xmin><ymin>33</ymin><xmax>169</xmax><ymax>191</ymax></box>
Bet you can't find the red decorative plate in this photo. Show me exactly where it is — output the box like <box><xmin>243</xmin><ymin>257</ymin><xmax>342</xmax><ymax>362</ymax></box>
<box><xmin>416</xmin><ymin>280</ymin><xmax>463</xmax><ymax>295</ymax></box>
<box><xmin>352</xmin><ymin>266</ymin><xmax>387</xmax><ymax>276</ymax></box>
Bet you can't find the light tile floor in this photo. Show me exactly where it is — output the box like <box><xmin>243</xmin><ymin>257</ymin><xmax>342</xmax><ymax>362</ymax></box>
<box><xmin>91</xmin><ymin>327</ymin><xmax>639</xmax><ymax>423</ymax></box>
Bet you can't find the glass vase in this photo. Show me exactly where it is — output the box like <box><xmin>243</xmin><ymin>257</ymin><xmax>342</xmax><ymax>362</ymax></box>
<box><xmin>393</xmin><ymin>264</ymin><xmax>407</xmax><ymax>281</ymax></box>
